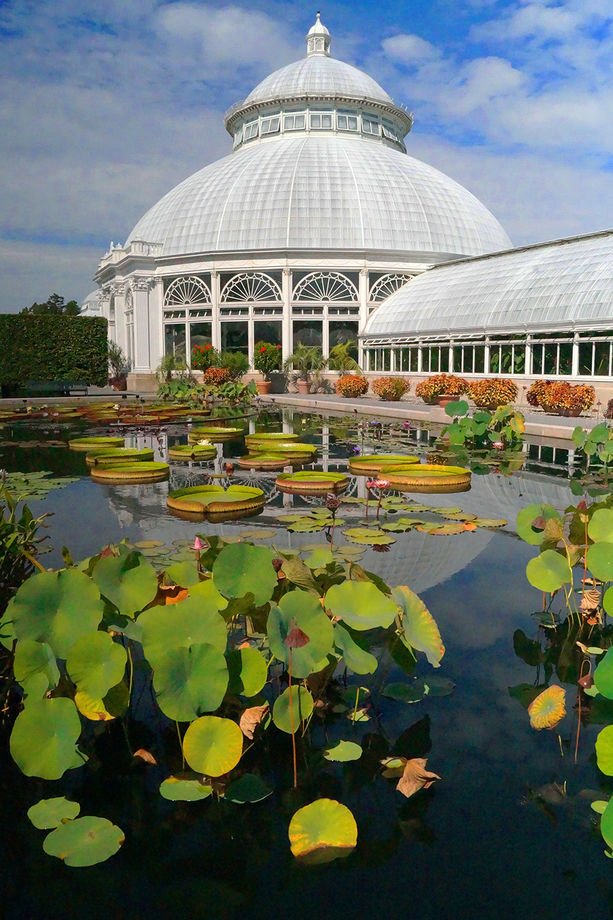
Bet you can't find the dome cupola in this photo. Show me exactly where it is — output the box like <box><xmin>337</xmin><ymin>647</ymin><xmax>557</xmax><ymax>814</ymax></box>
<box><xmin>306</xmin><ymin>12</ymin><xmax>331</xmax><ymax>56</ymax></box>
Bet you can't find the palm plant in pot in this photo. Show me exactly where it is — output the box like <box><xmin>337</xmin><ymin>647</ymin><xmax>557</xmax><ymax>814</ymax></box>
<box><xmin>108</xmin><ymin>341</ymin><xmax>131</xmax><ymax>391</ymax></box>
<box><xmin>284</xmin><ymin>345</ymin><xmax>327</xmax><ymax>395</ymax></box>
<box><xmin>253</xmin><ymin>341</ymin><xmax>282</xmax><ymax>394</ymax></box>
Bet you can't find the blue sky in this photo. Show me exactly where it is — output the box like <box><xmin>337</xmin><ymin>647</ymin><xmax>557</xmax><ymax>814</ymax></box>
<box><xmin>1</xmin><ymin>0</ymin><xmax>613</xmax><ymax>311</ymax></box>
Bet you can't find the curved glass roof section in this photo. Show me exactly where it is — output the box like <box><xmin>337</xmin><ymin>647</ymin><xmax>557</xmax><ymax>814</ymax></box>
<box><xmin>364</xmin><ymin>229</ymin><xmax>613</xmax><ymax>338</ymax></box>
<box><xmin>243</xmin><ymin>56</ymin><xmax>394</xmax><ymax>107</ymax></box>
<box><xmin>127</xmin><ymin>135</ymin><xmax>511</xmax><ymax>257</ymax></box>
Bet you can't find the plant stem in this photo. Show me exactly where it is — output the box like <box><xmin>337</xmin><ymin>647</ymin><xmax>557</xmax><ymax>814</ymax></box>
<box><xmin>351</xmin><ymin>686</ymin><xmax>361</xmax><ymax>729</ymax></box>
<box><xmin>20</xmin><ymin>549</ymin><xmax>45</xmax><ymax>573</ymax></box>
<box><xmin>288</xmin><ymin>649</ymin><xmax>297</xmax><ymax>788</ymax></box>
<box><xmin>176</xmin><ymin>721</ymin><xmax>185</xmax><ymax>771</ymax></box>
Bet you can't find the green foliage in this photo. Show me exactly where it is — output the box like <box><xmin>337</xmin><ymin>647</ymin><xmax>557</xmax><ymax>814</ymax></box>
<box><xmin>42</xmin><ymin>816</ymin><xmax>124</xmax><ymax>867</ymax></box>
<box><xmin>441</xmin><ymin>402</ymin><xmax>525</xmax><ymax>449</ymax></box>
<box><xmin>0</xmin><ymin>488</ymin><xmax>49</xmax><ymax>611</ymax></box>
<box><xmin>572</xmin><ymin>423</ymin><xmax>613</xmax><ymax>466</ymax></box>
<box><xmin>21</xmin><ymin>293</ymin><xmax>80</xmax><ymax>316</ymax></box>
<box><xmin>28</xmin><ymin>797</ymin><xmax>80</xmax><ymax>829</ymax></box>
<box><xmin>253</xmin><ymin>341</ymin><xmax>282</xmax><ymax>378</ymax></box>
<box><xmin>328</xmin><ymin>341</ymin><xmax>359</xmax><ymax>372</ymax></box>
<box><xmin>0</xmin><ymin>314</ymin><xmax>107</xmax><ymax>386</ymax></box>
<box><xmin>284</xmin><ymin>344</ymin><xmax>327</xmax><ymax>380</ymax></box>
<box><xmin>107</xmin><ymin>340</ymin><xmax>130</xmax><ymax>377</ymax></box>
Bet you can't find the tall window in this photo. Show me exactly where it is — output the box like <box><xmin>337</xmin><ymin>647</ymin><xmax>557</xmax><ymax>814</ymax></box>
<box><xmin>221</xmin><ymin>322</ymin><xmax>248</xmax><ymax>354</ymax></box>
<box><xmin>293</xmin><ymin>321</ymin><xmax>322</xmax><ymax>348</ymax></box>
<box><xmin>164</xmin><ymin>324</ymin><xmax>185</xmax><ymax>358</ymax></box>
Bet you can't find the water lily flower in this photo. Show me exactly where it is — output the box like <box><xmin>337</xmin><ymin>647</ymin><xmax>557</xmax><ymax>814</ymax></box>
<box><xmin>113</xmin><ymin>404</ymin><xmax>120</xmax><ymax>411</ymax></box>
<box><xmin>492</xmin><ymin>440</ymin><xmax>504</xmax><ymax>450</ymax></box>
<box><xmin>193</xmin><ymin>536</ymin><xmax>204</xmax><ymax>551</ymax></box>
<box><xmin>197</xmin><ymin>439</ymin><xmax>212</xmax><ymax>446</ymax></box>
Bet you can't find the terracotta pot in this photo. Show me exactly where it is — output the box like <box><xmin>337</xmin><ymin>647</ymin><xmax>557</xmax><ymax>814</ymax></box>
<box><xmin>109</xmin><ymin>375</ymin><xmax>127</xmax><ymax>391</ymax></box>
<box><xmin>436</xmin><ymin>394</ymin><xmax>455</xmax><ymax>408</ymax></box>
<box><xmin>255</xmin><ymin>379</ymin><xmax>271</xmax><ymax>395</ymax></box>
<box><xmin>559</xmin><ymin>407</ymin><xmax>582</xmax><ymax>417</ymax></box>
<box><xmin>296</xmin><ymin>379</ymin><xmax>310</xmax><ymax>395</ymax></box>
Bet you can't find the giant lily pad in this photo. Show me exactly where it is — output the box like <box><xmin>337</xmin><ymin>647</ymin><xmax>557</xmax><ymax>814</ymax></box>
<box><xmin>7</xmin><ymin>569</ymin><xmax>104</xmax><ymax>659</ymax></box>
<box><xmin>27</xmin><ymin>796</ymin><xmax>80</xmax><ymax>829</ymax></box>
<box><xmin>325</xmin><ymin>581</ymin><xmax>397</xmax><ymax>631</ymax></box>
<box><xmin>288</xmin><ymin>799</ymin><xmax>357</xmax><ymax>864</ymax></box>
<box><xmin>66</xmin><ymin>632</ymin><xmax>127</xmax><ymax>699</ymax></box>
<box><xmin>272</xmin><ymin>685</ymin><xmax>314</xmax><ymax>734</ymax></box>
<box><xmin>213</xmin><ymin>543</ymin><xmax>277</xmax><ymax>605</ymax></box>
<box><xmin>43</xmin><ymin>816</ymin><xmax>124</xmax><ymax>867</ymax></box>
<box><xmin>183</xmin><ymin>716</ymin><xmax>244</xmax><ymax>777</ymax></box>
<box><xmin>10</xmin><ymin>698</ymin><xmax>83</xmax><ymax>779</ymax></box>
<box><xmin>526</xmin><ymin>550</ymin><xmax>572</xmax><ymax>593</ymax></box>
<box><xmin>92</xmin><ymin>551</ymin><xmax>158</xmax><ymax>617</ymax></box>
<box><xmin>268</xmin><ymin>592</ymin><xmax>333</xmax><ymax>679</ymax></box>
<box><xmin>393</xmin><ymin>586</ymin><xmax>445</xmax><ymax>667</ymax></box>
<box><xmin>342</xmin><ymin>527</ymin><xmax>396</xmax><ymax>546</ymax></box>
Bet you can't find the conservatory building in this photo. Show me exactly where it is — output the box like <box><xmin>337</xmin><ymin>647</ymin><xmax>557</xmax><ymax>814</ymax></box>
<box><xmin>91</xmin><ymin>14</ymin><xmax>511</xmax><ymax>386</ymax></box>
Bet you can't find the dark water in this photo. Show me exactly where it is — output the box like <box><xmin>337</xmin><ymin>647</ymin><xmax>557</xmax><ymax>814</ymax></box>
<box><xmin>1</xmin><ymin>409</ymin><xmax>611</xmax><ymax>920</ymax></box>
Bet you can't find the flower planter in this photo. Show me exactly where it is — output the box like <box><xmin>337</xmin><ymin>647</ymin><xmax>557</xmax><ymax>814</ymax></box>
<box><xmin>436</xmin><ymin>394</ymin><xmax>456</xmax><ymax>408</ymax></box>
<box><xmin>296</xmin><ymin>379</ymin><xmax>310</xmax><ymax>395</ymax></box>
<box><xmin>255</xmin><ymin>379</ymin><xmax>271</xmax><ymax>395</ymax></box>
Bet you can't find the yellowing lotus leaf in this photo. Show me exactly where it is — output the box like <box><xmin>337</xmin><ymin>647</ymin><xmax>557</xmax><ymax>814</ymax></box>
<box><xmin>528</xmin><ymin>685</ymin><xmax>566</xmax><ymax>730</ymax></box>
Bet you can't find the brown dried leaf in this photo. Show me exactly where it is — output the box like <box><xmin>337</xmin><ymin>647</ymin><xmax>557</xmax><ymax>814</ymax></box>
<box><xmin>580</xmin><ymin>588</ymin><xmax>601</xmax><ymax>612</ymax></box>
<box><xmin>157</xmin><ymin>584</ymin><xmax>189</xmax><ymax>605</ymax></box>
<box><xmin>133</xmin><ymin>748</ymin><xmax>157</xmax><ymax>765</ymax></box>
<box><xmin>239</xmin><ymin>703</ymin><xmax>270</xmax><ymax>739</ymax></box>
<box><xmin>396</xmin><ymin>757</ymin><xmax>441</xmax><ymax>799</ymax></box>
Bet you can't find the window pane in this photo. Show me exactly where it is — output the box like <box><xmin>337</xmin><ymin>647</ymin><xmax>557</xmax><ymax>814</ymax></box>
<box><xmin>532</xmin><ymin>345</ymin><xmax>543</xmax><ymax>375</ymax></box>
<box><xmin>293</xmin><ymin>320</ymin><xmax>322</xmax><ymax>348</ymax></box>
<box><xmin>544</xmin><ymin>344</ymin><xmax>558</xmax><ymax>374</ymax></box>
<box><xmin>329</xmin><ymin>320</ymin><xmax>358</xmax><ymax>359</ymax></box>
<box><xmin>463</xmin><ymin>347</ymin><xmax>475</xmax><ymax>374</ymax></box>
<box><xmin>190</xmin><ymin>322</ymin><xmax>212</xmax><ymax>350</ymax></box>
<box><xmin>474</xmin><ymin>346</ymin><xmax>484</xmax><ymax>373</ymax></box>
<box><xmin>595</xmin><ymin>341</ymin><xmax>611</xmax><ymax>376</ymax></box>
<box><xmin>579</xmin><ymin>342</ymin><xmax>593</xmax><ymax>375</ymax></box>
<box><xmin>453</xmin><ymin>346</ymin><xmax>462</xmax><ymax>372</ymax></box>
<box><xmin>490</xmin><ymin>348</ymin><xmax>500</xmax><ymax>373</ymax></box>
<box><xmin>164</xmin><ymin>324</ymin><xmax>185</xmax><ymax>358</ymax></box>
<box><xmin>254</xmin><ymin>320</ymin><xmax>282</xmax><ymax>345</ymax></box>
<box><xmin>440</xmin><ymin>348</ymin><xmax>449</xmax><ymax>372</ymax></box>
<box><xmin>558</xmin><ymin>342</ymin><xmax>572</xmax><ymax>375</ymax></box>
<box><xmin>410</xmin><ymin>349</ymin><xmax>418</xmax><ymax>372</ymax></box>
<box><xmin>221</xmin><ymin>321</ymin><xmax>248</xmax><ymax>354</ymax></box>
<box><xmin>382</xmin><ymin>350</ymin><xmax>391</xmax><ymax>371</ymax></box>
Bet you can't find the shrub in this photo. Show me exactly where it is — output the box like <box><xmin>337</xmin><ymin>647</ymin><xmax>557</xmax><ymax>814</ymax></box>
<box><xmin>0</xmin><ymin>315</ymin><xmax>107</xmax><ymax>389</ymax></box>
<box><xmin>253</xmin><ymin>341</ymin><xmax>282</xmax><ymax>378</ymax></box>
<box><xmin>537</xmin><ymin>381</ymin><xmax>595</xmax><ymax>414</ymax></box>
<box><xmin>335</xmin><ymin>374</ymin><xmax>369</xmax><ymax>398</ymax></box>
<box><xmin>191</xmin><ymin>344</ymin><xmax>220</xmax><ymax>371</ymax></box>
<box><xmin>328</xmin><ymin>341</ymin><xmax>359</xmax><ymax>372</ymax></box>
<box><xmin>220</xmin><ymin>351</ymin><xmax>249</xmax><ymax>381</ymax></box>
<box><xmin>606</xmin><ymin>399</ymin><xmax>613</xmax><ymax>420</ymax></box>
<box><xmin>415</xmin><ymin>373</ymin><xmax>468</xmax><ymax>402</ymax></box>
<box><xmin>469</xmin><ymin>378</ymin><xmax>518</xmax><ymax>408</ymax></box>
<box><xmin>202</xmin><ymin>366</ymin><xmax>231</xmax><ymax>386</ymax></box>
<box><xmin>371</xmin><ymin>376</ymin><xmax>410</xmax><ymax>401</ymax></box>
<box><xmin>526</xmin><ymin>379</ymin><xmax>553</xmax><ymax>407</ymax></box>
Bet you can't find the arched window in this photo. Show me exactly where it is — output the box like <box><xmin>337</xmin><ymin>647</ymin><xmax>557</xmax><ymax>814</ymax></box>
<box><xmin>220</xmin><ymin>272</ymin><xmax>281</xmax><ymax>303</ymax></box>
<box><xmin>369</xmin><ymin>273</ymin><xmax>414</xmax><ymax>302</ymax></box>
<box><xmin>164</xmin><ymin>276</ymin><xmax>211</xmax><ymax>306</ymax></box>
<box><xmin>293</xmin><ymin>271</ymin><xmax>358</xmax><ymax>302</ymax></box>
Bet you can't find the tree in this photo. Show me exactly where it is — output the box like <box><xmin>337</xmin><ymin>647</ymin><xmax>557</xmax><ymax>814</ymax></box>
<box><xmin>21</xmin><ymin>293</ymin><xmax>80</xmax><ymax>316</ymax></box>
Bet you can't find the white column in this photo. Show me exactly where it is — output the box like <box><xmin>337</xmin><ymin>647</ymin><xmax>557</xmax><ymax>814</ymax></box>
<box><xmin>322</xmin><ymin>306</ymin><xmax>330</xmax><ymax>358</ymax></box>
<box><xmin>571</xmin><ymin>334</ymin><xmax>579</xmax><ymax>377</ymax></box>
<box><xmin>248</xmin><ymin>309</ymin><xmax>255</xmax><ymax>369</ymax></box>
<box><xmin>113</xmin><ymin>285</ymin><xmax>128</xmax><ymax>355</ymax></box>
<box><xmin>358</xmin><ymin>269</ymin><xmax>368</xmax><ymax>370</ymax></box>
<box><xmin>132</xmin><ymin>278</ymin><xmax>155</xmax><ymax>374</ymax></box>
<box><xmin>282</xmin><ymin>268</ymin><xmax>291</xmax><ymax>361</ymax></box>
<box><xmin>211</xmin><ymin>271</ymin><xmax>221</xmax><ymax>350</ymax></box>
<box><xmin>525</xmin><ymin>340</ymin><xmax>532</xmax><ymax>376</ymax></box>
<box><xmin>149</xmin><ymin>277</ymin><xmax>163</xmax><ymax>372</ymax></box>
<box><xmin>484</xmin><ymin>341</ymin><xmax>491</xmax><ymax>374</ymax></box>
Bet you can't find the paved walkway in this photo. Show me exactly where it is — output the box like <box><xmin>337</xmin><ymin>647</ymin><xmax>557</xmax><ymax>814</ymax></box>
<box><xmin>258</xmin><ymin>392</ymin><xmax>604</xmax><ymax>444</ymax></box>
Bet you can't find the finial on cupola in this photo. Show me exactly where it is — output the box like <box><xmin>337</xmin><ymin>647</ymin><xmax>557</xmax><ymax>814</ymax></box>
<box><xmin>306</xmin><ymin>12</ymin><xmax>331</xmax><ymax>56</ymax></box>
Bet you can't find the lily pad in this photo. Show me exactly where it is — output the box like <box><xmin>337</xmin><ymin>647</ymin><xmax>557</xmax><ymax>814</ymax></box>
<box><xmin>528</xmin><ymin>685</ymin><xmax>566</xmax><ymax>730</ymax></box>
<box><xmin>225</xmin><ymin>773</ymin><xmax>273</xmax><ymax>804</ymax></box>
<box><xmin>213</xmin><ymin>544</ymin><xmax>277</xmax><ymax>605</ymax></box>
<box><xmin>587</xmin><ymin>542</ymin><xmax>613</xmax><ymax>581</ymax></box>
<box><xmin>323</xmin><ymin>741</ymin><xmax>362</xmax><ymax>762</ymax></box>
<box><xmin>27</xmin><ymin>797</ymin><xmax>80</xmax><ymax>829</ymax></box>
<box><xmin>272</xmin><ymin>685</ymin><xmax>314</xmax><ymax>734</ymax></box>
<box><xmin>226</xmin><ymin>647</ymin><xmax>268</xmax><ymax>697</ymax></box>
<box><xmin>66</xmin><ymin>632</ymin><xmax>127</xmax><ymax>700</ymax></box>
<box><xmin>10</xmin><ymin>698</ymin><xmax>83</xmax><ymax>780</ymax></box>
<box><xmin>383</xmin><ymin>680</ymin><xmax>426</xmax><ymax>703</ymax></box>
<box><xmin>342</xmin><ymin>527</ymin><xmax>396</xmax><ymax>546</ymax></box>
<box><xmin>516</xmin><ymin>503</ymin><xmax>561</xmax><ymax>545</ymax></box>
<box><xmin>595</xmin><ymin>649</ymin><xmax>613</xmax><ymax>700</ymax></box>
<box><xmin>596</xmin><ymin>726</ymin><xmax>613</xmax><ymax>775</ymax></box>
<box><xmin>183</xmin><ymin>716</ymin><xmax>244</xmax><ymax>777</ymax></box>
<box><xmin>92</xmin><ymin>551</ymin><xmax>158</xmax><ymax>617</ymax></box>
<box><xmin>152</xmin><ymin>642</ymin><xmax>229</xmax><ymax>722</ymax></box>
<box><xmin>333</xmin><ymin>624</ymin><xmax>378</xmax><ymax>674</ymax></box>
<box><xmin>393</xmin><ymin>586</ymin><xmax>445</xmax><ymax>667</ymax></box>
<box><xmin>13</xmin><ymin>640</ymin><xmax>59</xmax><ymax>698</ymax></box>
<box><xmin>588</xmin><ymin>509</ymin><xmax>613</xmax><ymax>543</ymax></box>
<box><xmin>43</xmin><ymin>816</ymin><xmax>124</xmax><ymax>867</ymax></box>
<box><xmin>526</xmin><ymin>550</ymin><xmax>572</xmax><ymax>593</ymax></box>
<box><xmin>268</xmin><ymin>592</ymin><xmax>333</xmax><ymax>679</ymax></box>
<box><xmin>159</xmin><ymin>775</ymin><xmax>213</xmax><ymax>802</ymax></box>
<box><xmin>326</xmin><ymin>581</ymin><xmax>397</xmax><ymax>631</ymax></box>
<box><xmin>288</xmin><ymin>799</ymin><xmax>357</xmax><ymax>864</ymax></box>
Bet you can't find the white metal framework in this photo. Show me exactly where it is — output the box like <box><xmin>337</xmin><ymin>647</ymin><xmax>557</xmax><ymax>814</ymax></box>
<box><xmin>293</xmin><ymin>271</ymin><xmax>358</xmax><ymax>302</ymax></box>
<box><xmin>164</xmin><ymin>276</ymin><xmax>211</xmax><ymax>306</ymax></box>
<box><xmin>369</xmin><ymin>272</ymin><xmax>415</xmax><ymax>302</ymax></box>
<box><xmin>220</xmin><ymin>272</ymin><xmax>282</xmax><ymax>303</ymax></box>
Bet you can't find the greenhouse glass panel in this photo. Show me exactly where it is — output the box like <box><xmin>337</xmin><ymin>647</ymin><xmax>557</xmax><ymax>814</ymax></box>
<box><xmin>164</xmin><ymin>324</ymin><xmax>186</xmax><ymax>358</ymax></box>
<box><xmin>190</xmin><ymin>322</ymin><xmax>212</xmax><ymax>350</ymax></box>
<box><xmin>293</xmin><ymin>321</ymin><xmax>322</xmax><ymax>348</ymax></box>
<box><xmin>221</xmin><ymin>321</ymin><xmax>248</xmax><ymax>354</ymax></box>
<box><xmin>329</xmin><ymin>320</ymin><xmax>358</xmax><ymax>358</ymax></box>
<box><xmin>254</xmin><ymin>321</ymin><xmax>282</xmax><ymax>346</ymax></box>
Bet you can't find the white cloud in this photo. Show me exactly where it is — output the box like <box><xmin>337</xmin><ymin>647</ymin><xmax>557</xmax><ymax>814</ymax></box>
<box><xmin>0</xmin><ymin>240</ymin><xmax>104</xmax><ymax>312</ymax></box>
<box><xmin>381</xmin><ymin>33</ymin><xmax>441</xmax><ymax>65</ymax></box>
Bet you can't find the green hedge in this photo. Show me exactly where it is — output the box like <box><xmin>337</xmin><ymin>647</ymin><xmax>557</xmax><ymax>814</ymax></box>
<box><xmin>0</xmin><ymin>315</ymin><xmax>108</xmax><ymax>387</ymax></box>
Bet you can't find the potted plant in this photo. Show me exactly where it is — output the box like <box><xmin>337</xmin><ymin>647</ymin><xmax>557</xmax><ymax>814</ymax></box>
<box><xmin>416</xmin><ymin>373</ymin><xmax>468</xmax><ymax>406</ymax></box>
<box><xmin>284</xmin><ymin>345</ymin><xmax>326</xmax><ymax>395</ymax></box>
<box><xmin>372</xmin><ymin>376</ymin><xmax>410</xmax><ymax>401</ymax></box>
<box><xmin>536</xmin><ymin>381</ymin><xmax>595</xmax><ymax>416</ymax></box>
<box><xmin>335</xmin><ymin>374</ymin><xmax>369</xmax><ymax>398</ymax></box>
<box><xmin>469</xmin><ymin>378</ymin><xmax>518</xmax><ymax>410</ymax></box>
<box><xmin>253</xmin><ymin>341</ymin><xmax>282</xmax><ymax>394</ymax></box>
<box><xmin>108</xmin><ymin>341</ymin><xmax>131</xmax><ymax>391</ymax></box>
<box><xmin>328</xmin><ymin>340</ymin><xmax>360</xmax><ymax>374</ymax></box>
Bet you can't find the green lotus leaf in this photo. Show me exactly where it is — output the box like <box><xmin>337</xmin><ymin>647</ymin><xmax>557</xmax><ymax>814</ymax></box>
<box><xmin>587</xmin><ymin>542</ymin><xmax>613</xmax><ymax>581</ymax></box>
<box><xmin>166</xmin><ymin>561</ymin><xmax>201</xmax><ymax>587</ymax></box>
<box><xmin>272</xmin><ymin>685</ymin><xmax>314</xmax><ymax>734</ymax></box>
<box><xmin>333</xmin><ymin>624</ymin><xmax>378</xmax><ymax>674</ymax></box>
<box><xmin>213</xmin><ymin>544</ymin><xmax>277</xmax><ymax>605</ymax></box>
<box><xmin>92</xmin><ymin>551</ymin><xmax>158</xmax><ymax>617</ymax></box>
<box><xmin>152</xmin><ymin>642</ymin><xmax>228</xmax><ymax>722</ymax></box>
<box><xmin>341</xmin><ymin>527</ymin><xmax>396</xmax><ymax>546</ymax></box>
<box><xmin>43</xmin><ymin>816</ymin><xmax>124</xmax><ymax>867</ymax></box>
<box><xmin>139</xmin><ymin>595</ymin><xmax>228</xmax><ymax>666</ymax></box>
<box><xmin>604</xmin><ymin>587</ymin><xmax>613</xmax><ymax>617</ymax></box>
<box><xmin>183</xmin><ymin>716</ymin><xmax>244</xmax><ymax>777</ymax></box>
<box><xmin>66</xmin><ymin>632</ymin><xmax>127</xmax><ymax>699</ymax></box>
<box><xmin>226</xmin><ymin>647</ymin><xmax>268</xmax><ymax>697</ymax></box>
<box><xmin>601</xmin><ymin>798</ymin><xmax>613</xmax><ymax>850</ymax></box>
<box><xmin>187</xmin><ymin>578</ymin><xmax>228</xmax><ymax>612</ymax></box>
<box><xmin>10</xmin><ymin>698</ymin><xmax>83</xmax><ymax>780</ymax></box>
<box><xmin>288</xmin><ymin>798</ymin><xmax>357</xmax><ymax>864</ymax></box>
<box><xmin>595</xmin><ymin>648</ymin><xmax>613</xmax><ymax>700</ymax></box>
<box><xmin>325</xmin><ymin>581</ymin><xmax>397</xmax><ymax>631</ymax></box>
<box><xmin>383</xmin><ymin>680</ymin><xmax>426</xmax><ymax>703</ymax></box>
<box><xmin>393</xmin><ymin>586</ymin><xmax>445</xmax><ymax>667</ymax></box>
<box><xmin>588</xmin><ymin>509</ymin><xmax>613</xmax><ymax>543</ymax></box>
<box><xmin>526</xmin><ymin>550</ymin><xmax>572</xmax><ymax>593</ymax></box>
<box><xmin>225</xmin><ymin>773</ymin><xmax>273</xmax><ymax>804</ymax></box>
<box><xmin>591</xmin><ymin>799</ymin><xmax>609</xmax><ymax>815</ymax></box>
<box><xmin>596</xmin><ymin>725</ymin><xmax>613</xmax><ymax>775</ymax></box>
<box><xmin>13</xmin><ymin>640</ymin><xmax>59</xmax><ymax>698</ymax></box>
<box><xmin>444</xmin><ymin>400</ymin><xmax>469</xmax><ymax>417</ymax></box>
<box><xmin>268</xmin><ymin>592</ymin><xmax>334</xmax><ymax>679</ymax></box>
<box><xmin>424</xmin><ymin>675</ymin><xmax>456</xmax><ymax>696</ymax></box>
<box><xmin>159</xmin><ymin>775</ymin><xmax>213</xmax><ymax>802</ymax></box>
<box><xmin>516</xmin><ymin>503</ymin><xmax>562</xmax><ymax>545</ymax></box>
<box><xmin>27</xmin><ymin>796</ymin><xmax>80</xmax><ymax>829</ymax></box>
<box><xmin>323</xmin><ymin>740</ymin><xmax>362</xmax><ymax>762</ymax></box>
<box><xmin>303</xmin><ymin>547</ymin><xmax>335</xmax><ymax>569</ymax></box>
<box><xmin>8</xmin><ymin>569</ymin><xmax>104</xmax><ymax>659</ymax></box>
<box><xmin>0</xmin><ymin>610</ymin><xmax>16</xmax><ymax>650</ymax></box>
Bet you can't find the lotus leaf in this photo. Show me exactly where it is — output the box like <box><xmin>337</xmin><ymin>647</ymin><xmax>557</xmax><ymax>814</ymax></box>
<box><xmin>383</xmin><ymin>680</ymin><xmax>426</xmax><ymax>703</ymax></box>
<box><xmin>587</xmin><ymin>542</ymin><xmax>613</xmax><ymax>581</ymax></box>
<box><xmin>516</xmin><ymin>503</ymin><xmax>562</xmax><ymax>545</ymax></box>
<box><xmin>595</xmin><ymin>649</ymin><xmax>613</xmax><ymax>700</ymax></box>
<box><xmin>268</xmin><ymin>593</ymin><xmax>333</xmax><ymax>678</ymax></box>
<box><xmin>272</xmin><ymin>685</ymin><xmax>314</xmax><ymax>734</ymax></box>
<box><xmin>92</xmin><ymin>551</ymin><xmax>158</xmax><ymax>617</ymax></box>
<box><xmin>66</xmin><ymin>632</ymin><xmax>127</xmax><ymax>699</ymax></box>
<box><xmin>10</xmin><ymin>698</ymin><xmax>83</xmax><ymax>779</ymax></box>
<box><xmin>159</xmin><ymin>775</ymin><xmax>213</xmax><ymax>802</ymax></box>
<box><xmin>183</xmin><ymin>716</ymin><xmax>244</xmax><ymax>777</ymax></box>
<box><xmin>43</xmin><ymin>816</ymin><xmax>124</xmax><ymax>867</ymax></box>
<box><xmin>303</xmin><ymin>547</ymin><xmax>335</xmax><ymax>568</ymax></box>
<box><xmin>424</xmin><ymin>675</ymin><xmax>455</xmax><ymax>696</ymax></box>
<box><xmin>225</xmin><ymin>773</ymin><xmax>273</xmax><ymax>804</ymax></box>
<box><xmin>393</xmin><ymin>586</ymin><xmax>445</xmax><ymax>667</ymax></box>
<box><xmin>528</xmin><ymin>685</ymin><xmax>566</xmax><ymax>730</ymax></box>
<box><xmin>152</xmin><ymin>642</ymin><xmax>228</xmax><ymax>722</ymax></box>
<box><xmin>333</xmin><ymin>624</ymin><xmax>378</xmax><ymax>674</ymax></box>
<box><xmin>526</xmin><ymin>550</ymin><xmax>572</xmax><ymax>593</ymax></box>
<box><xmin>28</xmin><ymin>796</ymin><xmax>81</xmax><ymax>829</ymax></box>
<box><xmin>604</xmin><ymin>587</ymin><xmax>613</xmax><ymax>617</ymax></box>
<box><xmin>591</xmin><ymin>800</ymin><xmax>609</xmax><ymax>815</ymax></box>
<box><xmin>74</xmin><ymin>690</ymin><xmax>115</xmax><ymax>721</ymax></box>
<box><xmin>288</xmin><ymin>798</ymin><xmax>357</xmax><ymax>864</ymax></box>
<box><xmin>226</xmin><ymin>647</ymin><xmax>268</xmax><ymax>697</ymax></box>
<box><xmin>13</xmin><ymin>640</ymin><xmax>59</xmax><ymax>698</ymax></box>
<box><xmin>596</xmin><ymin>726</ymin><xmax>613</xmax><ymax>775</ymax></box>
<box><xmin>588</xmin><ymin>509</ymin><xmax>613</xmax><ymax>543</ymax></box>
<box><xmin>187</xmin><ymin>577</ymin><xmax>228</xmax><ymax>612</ymax></box>
<box><xmin>326</xmin><ymin>581</ymin><xmax>397</xmax><ymax>631</ymax></box>
<box><xmin>323</xmin><ymin>741</ymin><xmax>362</xmax><ymax>762</ymax></box>
<box><xmin>139</xmin><ymin>595</ymin><xmax>228</xmax><ymax>665</ymax></box>
<box><xmin>7</xmin><ymin>569</ymin><xmax>104</xmax><ymax>659</ymax></box>
<box><xmin>601</xmin><ymin>798</ymin><xmax>613</xmax><ymax>851</ymax></box>
<box><xmin>342</xmin><ymin>527</ymin><xmax>396</xmax><ymax>546</ymax></box>
<box><xmin>166</xmin><ymin>561</ymin><xmax>201</xmax><ymax>587</ymax></box>
<box><xmin>213</xmin><ymin>543</ymin><xmax>277</xmax><ymax>605</ymax></box>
